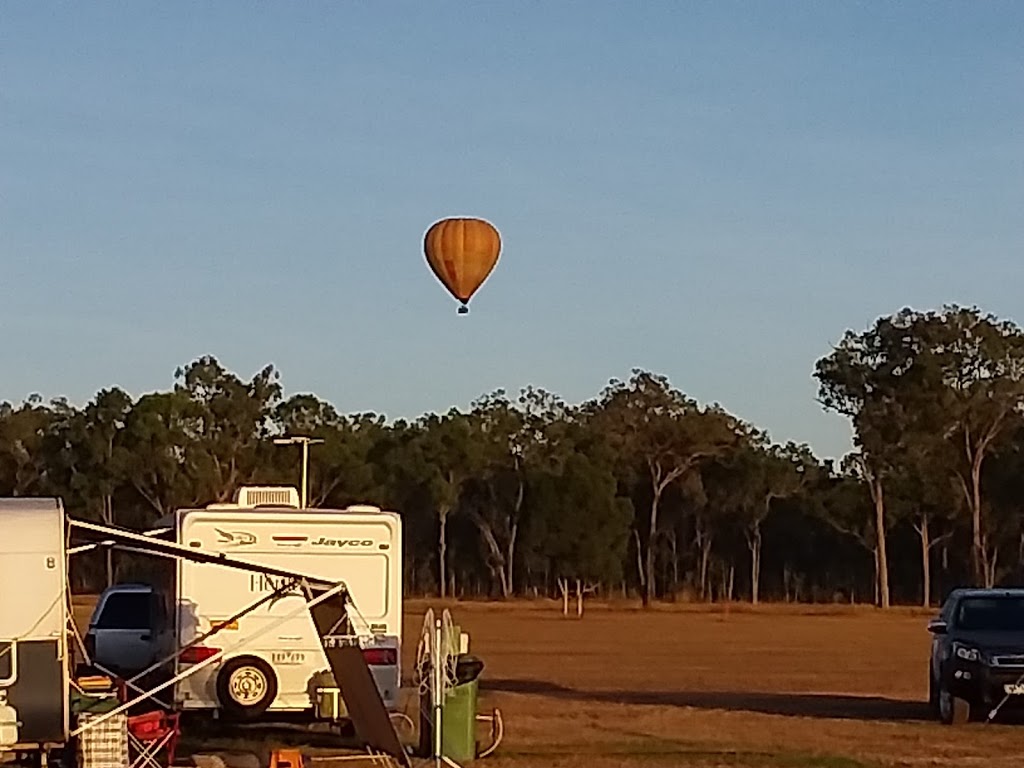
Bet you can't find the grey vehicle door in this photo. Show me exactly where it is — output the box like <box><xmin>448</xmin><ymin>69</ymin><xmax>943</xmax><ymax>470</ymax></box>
<box><xmin>91</xmin><ymin>591</ymin><xmax>157</xmax><ymax>673</ymax></box>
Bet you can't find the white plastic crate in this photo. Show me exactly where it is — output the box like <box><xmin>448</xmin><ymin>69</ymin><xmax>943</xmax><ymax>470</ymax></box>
<box><xmin>77</xmin><ymin>712</ymin><xmax>128</xmax><ymax>768</ymax></box>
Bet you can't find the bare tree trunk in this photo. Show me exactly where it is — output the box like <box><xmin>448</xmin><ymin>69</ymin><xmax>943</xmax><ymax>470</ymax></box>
<box><xmin>643</xmin><ymin>461</ymin><xmax>693</xmax><ymax>608</ymax></box>
<box><xmin>438</xmin><ymin>506</ymin><xmax>449</xmax><ymax>599</ymax></box>
<box><xmin>986</xmin><ymin>546</ymin><xmax>999</xmax><ymax>588</ymax></box>
<box><xmin>913</xmin><ymin>517</ymin><xmax>954</xmax><ymax>608</ymax></box>
<box><xmin>557</xmin><ymin>578</ymin><xmax>569</xmax><ymax>616</ymax></box>
<box><xmin>644</xmin><ymin>490</ymin><xmax>663</xmax><ymax>607</ymax></box>
<box><xmin>869</xmin><ymin>477</ymin><xmax>890</xmax><ymax>609</ymax></box>
<box><xmin>962</xmin><ymin>424</ymin><xmax>1003</xmax><ymax>587</ymax></box>
<box><xmin>698</xmin><ymin>529</ymin><xmax>712</xmax><ymax>601</ymax></box>
<box><xmin>917</xmin><ymin>514</ymin><xmax>931</xmax><ymax>608</ymax></box>
<box><xmin>502</xmin><ymin>474</ymin><xmax>524</xmax><ymax>597</ymax></box>
<box><xmin>103</xmin><ymin>494</ymin><xmax>114</xmax><ymax>588</ymax></box>
<box><xmin>576</xmin><ymin>580</ymin><xmax>583</xmax><ymax>617</ymax></box>
<box><xmin>497</xmin><ymin>567</ymin><xmax>511</xmax><ymax>598</ymax></box>
<box><xmin>747</xmin><ymin>524</ymin><xmax>762</xmax><ymax>605</ymax></box>
<box><xmin>470</xmin><ymin>510</ymin><xmax>512</xmax><ymax>598</ymax></box>
<box><xmin>971</xmin><ymin>456</ymin><xmax>986</xmax><ymax>586</ymax></box>
<box><xmin>668</xmin><ymin>530</ymin><xmax>679</xmax><ymax>594</ymax></box>
<box><xmin>634</xmin><ymin>529</ymin><xmax>646</xmax><ymax>591</ymax></box>
<box><xmin>506</xmin><ymin>520</ymin><xmax>518</xmax><ymax>597</ymax></box>
<box><xmin>873</xmin><ymin>545</ymin><xmax>880</xmax><ymax>606</ymax></box>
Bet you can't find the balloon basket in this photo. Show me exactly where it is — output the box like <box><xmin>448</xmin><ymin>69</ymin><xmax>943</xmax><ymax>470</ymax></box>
<box><xmin>457</xmin><ymin>305</ymin><xmax>469</xmax><ymax>315</ymax></box>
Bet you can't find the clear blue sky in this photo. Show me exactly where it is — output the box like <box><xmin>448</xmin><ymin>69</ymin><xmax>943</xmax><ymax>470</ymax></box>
<box><xmin>2</xmin><ymin>2</ymin><xmax>1022</xmax><ymax>461</ymax></box>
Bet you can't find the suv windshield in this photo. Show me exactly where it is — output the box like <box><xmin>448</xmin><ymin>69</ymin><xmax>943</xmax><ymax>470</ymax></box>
<box><xmin>957</xmin><ymin>596</ymin><xmax>1024</xmax><ymax>631</ymax></box>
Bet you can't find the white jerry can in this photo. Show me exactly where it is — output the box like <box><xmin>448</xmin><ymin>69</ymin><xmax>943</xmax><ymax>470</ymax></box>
<box><xmin>0</xmin><ymin>691</ymin><xmax>19</xmax><ymax>748</ymax></box>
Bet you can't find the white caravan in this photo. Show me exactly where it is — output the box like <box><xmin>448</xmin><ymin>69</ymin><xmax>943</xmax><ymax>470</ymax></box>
<box><xmin>0</xmin><ymin>494</ymin><xmax>411</xmax><ymax>767</ymax></box>
<box><xmin>0</xmin><ymin>498</ymin><xmax>70</xmax><ymax>754</ymax></box>
<box><xmin>87</xmin><ymin>487</ymin><xmax>403</xmax><ymax>721</ymax></box>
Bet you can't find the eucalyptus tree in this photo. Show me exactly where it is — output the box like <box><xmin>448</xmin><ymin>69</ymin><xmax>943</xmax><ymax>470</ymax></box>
<box><xmin>913</xmin><ymin>306</ymin><xmax>1024</xmax><ymax>586</ymax></box>
<box><xmin>815</xmin><ymin>309</ymin><xmax>934</xmax><ymax>607</ymax></box>
<box><xmin>173</xmin><ymin>356</ymin><xmax>282</xmax><ymax>503</ymax></box>
<box><xmin>587</xmin><ymin>370</ymin><xmax>741</xmax><ymax>606</ymax></box>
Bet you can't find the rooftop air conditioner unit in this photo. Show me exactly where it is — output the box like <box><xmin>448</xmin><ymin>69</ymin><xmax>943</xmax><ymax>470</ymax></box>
<box><xmin>345</xmin><ymin>504</ymin><xmax>382</xmax><ymax>514</ymax></box>
<box><xmin>233</xmin><ymin>486</ymin><xmax>301</xmax><ymax>509</ymax></box>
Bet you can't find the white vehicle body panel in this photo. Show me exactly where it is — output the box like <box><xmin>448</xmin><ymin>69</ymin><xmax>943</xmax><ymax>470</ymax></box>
<box><xmin>0</xmin><ymin>498</ymin><xmax>69</xmax><ymax>750</ymax></box>
<box><xmin>0</xmin><ymin>501</ymin><xmax>66</xmax><ymax>642</ymax></box>
<box><xmin>168</xmin><ymin>506</ymin><xmax>402</xmax><ymax>712</ymax></box>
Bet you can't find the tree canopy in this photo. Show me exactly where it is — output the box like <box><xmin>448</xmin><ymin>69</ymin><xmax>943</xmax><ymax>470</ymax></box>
<box><xmin>4</xmin><ymin>304</ymin><xmax>1024</xmax><ymax>607</ymax></box>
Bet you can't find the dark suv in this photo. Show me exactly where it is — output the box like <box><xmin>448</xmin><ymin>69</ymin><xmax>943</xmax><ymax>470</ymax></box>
<box><xmin>928</xmin><ymin>588</ymin><xmax>1024</xmax><ymax>724</ymax></box>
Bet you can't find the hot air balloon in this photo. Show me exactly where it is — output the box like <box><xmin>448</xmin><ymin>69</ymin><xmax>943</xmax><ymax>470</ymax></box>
<box><xmin>423</xmin><ymin>217</ymin><xmax>501</xmax><ymax>314</ymax></box>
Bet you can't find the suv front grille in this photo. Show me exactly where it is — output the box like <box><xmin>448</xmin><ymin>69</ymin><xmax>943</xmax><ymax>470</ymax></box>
<box><xmin>992</xmin><ymin>654</ymin><xmax>1024</xmax><ymax>667</ymax></box>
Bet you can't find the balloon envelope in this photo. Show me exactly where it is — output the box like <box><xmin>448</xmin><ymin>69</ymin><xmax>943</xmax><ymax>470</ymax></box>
<box><xmin>423</xmin><ymin>217</ymin><xmax>501</xmax><ymax>312</ymax></box>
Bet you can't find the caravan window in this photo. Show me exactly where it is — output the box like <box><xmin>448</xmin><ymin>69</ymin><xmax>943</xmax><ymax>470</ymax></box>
<box><xmin>94</xmin><ymin>592</ymin><xmax>152</xmax><ymax>630</ymax></box>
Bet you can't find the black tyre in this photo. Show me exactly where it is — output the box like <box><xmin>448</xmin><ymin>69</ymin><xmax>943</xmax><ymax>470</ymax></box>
<box><xmin>928</xmin><ymin>670</ymin><xmax>939</xmax><ymax>715</ymax></box>
<box><xmin>937</xmin><ymin>681</ymin><xmax>971</xmax><ymax>725</ymax></box>
<box><xmin>216</xmin><ymin>656</ymin><xmax>278</xmax><ymax>720</ymax></box>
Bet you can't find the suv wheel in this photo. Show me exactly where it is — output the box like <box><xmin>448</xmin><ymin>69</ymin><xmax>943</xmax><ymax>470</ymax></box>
<box><xmin>928</xmin><ymin>670</ymin><xmax>939</xmax><ymax>714</ymax></box>
<box><xmin>938</xmin><ymin>682</ymin><xmax>970</xmax><ymax>725</ymax></box>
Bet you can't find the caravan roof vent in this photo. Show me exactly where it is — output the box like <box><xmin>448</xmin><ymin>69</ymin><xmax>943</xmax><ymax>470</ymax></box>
<box><xmin>234</xmin><ymin>486</ymin><xmax>301</xmax><ymax>509</ymax></box>
<box><xmin>344</xmin><ymin>504</ymin><xmax>382</xmax><ymax>514</ymax></box>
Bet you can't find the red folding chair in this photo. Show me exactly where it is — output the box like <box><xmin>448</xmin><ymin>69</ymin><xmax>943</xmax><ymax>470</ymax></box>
<box><xmin>126</xmin><ymin>710</ymin><xmax>180</xmax><ymax>768</ymax></box>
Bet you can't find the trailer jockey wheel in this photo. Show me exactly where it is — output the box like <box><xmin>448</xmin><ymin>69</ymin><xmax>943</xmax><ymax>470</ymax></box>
<box><xmin>216</xmin><ymin>656</ymin><xmax>278</xmax><ymax>719</ymax></box>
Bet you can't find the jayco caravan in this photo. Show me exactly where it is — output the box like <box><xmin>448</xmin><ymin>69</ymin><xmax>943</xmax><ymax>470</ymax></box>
<box><xmin>87</xmin><ymin>488</ymin><xmax>403</xmax><ymax>720</ymax></box>
<box><xmin>0</xmin><ymin>498</ymin><xmax>70</xmax><ymax>753</ymax></box>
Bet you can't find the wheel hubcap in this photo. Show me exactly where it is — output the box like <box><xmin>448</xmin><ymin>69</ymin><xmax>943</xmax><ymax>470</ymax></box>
<box><xmin>228</xmin><ymin>667</ymin><xmax>267</xmax><ymax>705</ymax></box>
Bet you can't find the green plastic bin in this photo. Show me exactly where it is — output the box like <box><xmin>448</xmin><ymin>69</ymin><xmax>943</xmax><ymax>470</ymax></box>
<box><xmin>442</xmin><ymin>655</ymin><xmax>485</xmax><ymax>762</ymax></box>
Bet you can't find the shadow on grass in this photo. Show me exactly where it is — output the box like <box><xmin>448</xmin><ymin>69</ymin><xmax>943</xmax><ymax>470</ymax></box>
<box><xmin>482</xmin><ymin>678</ymin><xmax>932</xmax><ymax>723</ymax></box>
<box><xmin>497</xmin><ymin>736</ymin><xmax>874</xmax><ymax>768</ymax></box>
<box><xmin>177</xmin><ymin>715</ymin><xmax>413</xmax><ymax>756</ymax></box>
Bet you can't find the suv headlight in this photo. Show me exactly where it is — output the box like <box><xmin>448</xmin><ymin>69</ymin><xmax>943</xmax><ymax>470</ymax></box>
<box><xmin>953</xmin><ymin>642</ymin><xmax>982</xmax><ymax>662</ymax></box>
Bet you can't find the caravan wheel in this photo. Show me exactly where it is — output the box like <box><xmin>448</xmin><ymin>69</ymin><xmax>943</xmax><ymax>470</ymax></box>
<box><xmin>216</xmin><ymin>656</ymin><xmax>278</xmax><ymax>719</ymax></box>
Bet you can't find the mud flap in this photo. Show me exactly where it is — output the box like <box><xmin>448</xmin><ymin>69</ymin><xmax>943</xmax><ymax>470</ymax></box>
<box><xmin>307</xmin><ymin>588</ymin><xmax>410</xmax><ymax>767</ymax></box>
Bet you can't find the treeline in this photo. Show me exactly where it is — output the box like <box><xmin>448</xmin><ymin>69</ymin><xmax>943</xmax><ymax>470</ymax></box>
<box><xmin>3</xmin><ymin>303</ymin><xmax>1024</xmax><ymax>607</ymax></box>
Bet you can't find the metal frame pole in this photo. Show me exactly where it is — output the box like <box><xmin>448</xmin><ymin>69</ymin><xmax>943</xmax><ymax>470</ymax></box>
<box><xmin>301</xmin><ymin>439</ymin><xmax>309</xmax><ymax>509</ymax></box>
<box><xmin>121</xmin><ymin>579</ymin><xmax>301</xmax><ymax>688</ymax></box>
<box><xmin>434</xmin><ymin>618</ymin><xmax>442</xmax><ymax>766</ymax></box>
<box><xmin>71</xmin><ymin>580</ymin><xmax>348</xmax><ymax>737</ymax></box>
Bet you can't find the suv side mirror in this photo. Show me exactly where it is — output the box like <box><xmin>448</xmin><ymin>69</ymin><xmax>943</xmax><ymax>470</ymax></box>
<box><xmin>927</xmin><ymin>618</ymin><xmax>948</xmax><ymax>634</ymax></box>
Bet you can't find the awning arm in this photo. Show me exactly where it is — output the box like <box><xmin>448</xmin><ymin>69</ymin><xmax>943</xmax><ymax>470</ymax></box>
<box><xmin>70</xmin><ymin>579</ymin><xmax>348</xmax><ymax>737</ymax></box>
<box><xmin>121</xmin><ymin>577</ymin><xmax>304</xmax><ymax>689</ymax></box>
<box><xmin>67</xmin><ymin>518</ymin><xmax>338</xmax><ymax>591</ymax></box>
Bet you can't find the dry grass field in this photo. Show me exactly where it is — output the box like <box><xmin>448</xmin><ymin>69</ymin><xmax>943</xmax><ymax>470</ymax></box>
<box><xmin>71</xmin><ymin>597</ymin><xmax>1024</xmax><ymax>767</ymax></box>
<box><xmin>402</xmin><ymin>600</ymin><xmax>1024</xmax><ymax>768</ymax></box>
